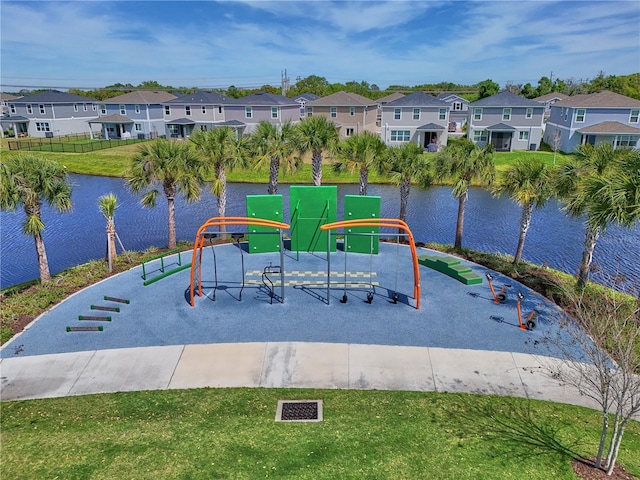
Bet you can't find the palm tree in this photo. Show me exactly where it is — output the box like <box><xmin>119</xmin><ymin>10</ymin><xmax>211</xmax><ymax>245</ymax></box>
<box><xmin>294</xmin><ymin>116</ymin><xmax>339</xmax><ymax>185</ymax></box>
<box><xmin>386</xmin><ymin>142</ymin><xmax>433</xmax><ymax>226</ymax></box>
<box><xmin>556</xmin><ymin>143</ymin><xmax>640</xmax><ymax>286</ymax></box>
<box><xmin>249</xmin><ymin>121</ymin><xmax>299</xmax><ymax>194</ymax></box>
<box><xmin>434</xmin><ymin>138</ymin><xmax>495</xmax><ymax>248</ymax></box>
<box><xmin>128</xmin><ymin>138</ymin><xmax>205</xmax><ymax>249</ymax></box>
<box><xmin>492</xmin><ymin>157</ymin><xmax>554</xmax><ymax>264</ymax></box>
<box><xmin>190</xmin><ymin>127</ymin><xmax>248</xmax><ymax>229</ymax></box>
<box><xmin>98</xmin><ymin>193</ymin><xmax>118</xmax><ymax>272</ymax></box>
<box><xmin>0</xmin><ymin>154</ymin><xmax>72</xmax><ymax>282</ymax></box>
<box><xmin>334</xmin><ymin>131</ymin><xmax>387</xmax><ymax>195</ymax></box>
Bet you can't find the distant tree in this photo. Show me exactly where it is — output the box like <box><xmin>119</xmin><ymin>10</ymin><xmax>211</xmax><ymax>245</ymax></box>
<box><xmin>553</xmin><ymin>78</ymin><xmax>568</xmax><ymax>94</ymax></box>
<box><xmin>344</xmin><ymin>80</ymin><xmax>372</xmax><ymax>97</ymax></box>
<box><xmin>334</xmin><ymin>131</ymin><xmax>387</xmax><ymax>195</ymax></box>
<box><xmin>521</xmin><ymin>83</ymin><xmax>534</xmax><ymax>98</ymax></box>
<box><xmin>137</xmin><ymin>80</ymin><xmax>167</xmax><ymax>90</ymax></box>
<box><xmin>225</xmin><ymin>85</ymin><xmax>243</xmax><ymax>98</ymax></box>
<box><xmin>491</xmin><ymin>157</ymin><xmax>554</xmax><ymax>263</ymax></box>
<box><xmin>129</xmin><ymin>139</ymin><xmax>206</xmax><ymax>249</ymax></box>
<box><xmin>294</xmin><ymin>116</ymin><xmax>339</xmax><ymax>186</ymax></box>
<box><xmin>250</xmin><ymin>121</ymin><xmax>299</xmax><ymax>194</ymax></box>
<box><xmin>288</xmin><ymin>75</ymin><xmax>331</xmax><ymax>97</ymax></box>
<box><xmin>98</xmin><ymin>193</ymin><xmax>118</xmax><ymax>272</ymax></box>
<box><xmin>0</xmin><ymin>154</ymin><xmax>72</xmax><ymax>282</ymax></box>
<box><xmin>434</xmin><ymin>139</ymin><xmax>495</xmax><ymax>248</ymax></box>
<box><xmin>504</xmin><ymin>82</ymin><xmax>522</xmax><ymax>95</ymax></box>
<box><xmin>371</xmin><ymin>84</ymin><xmax>380</xmax><ymax>92</ymax></box>
<box><xmin>535</xmin><ymin>76</ymin><xmax>554</xmax><ymax>97</ymax></box>
<box><xmin>476</xmin><ymin>79</ymin><xmax>500</xmax><ymax>98</ymax></box>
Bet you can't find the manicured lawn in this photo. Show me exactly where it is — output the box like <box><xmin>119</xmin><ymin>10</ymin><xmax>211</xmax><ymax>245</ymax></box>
<box><xmin>2</xmin><ymin>388</ymin><xmax>639</xmax><ymax>479</ymax></box>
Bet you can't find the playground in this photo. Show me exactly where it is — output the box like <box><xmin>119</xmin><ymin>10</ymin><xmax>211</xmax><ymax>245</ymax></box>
<box><xmin>1</xmin><ymin>186</ymin><xmax>571</xmax><ymax>361</ymax></box>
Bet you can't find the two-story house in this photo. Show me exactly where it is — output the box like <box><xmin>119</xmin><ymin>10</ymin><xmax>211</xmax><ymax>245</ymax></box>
<box><xmin>467</xmin><ymin>91</ymin><xmax>545</xmax><ymax>151</ymax></box>
<box><xmin>1</xmin><ymin>92</ymin><xmax>23</xmax><ymax>137</ymax></box>
<box><xmin>223</xmin><ymin>91</ymin><xmax>300</xmax><ymax>134</ymax></box>
<box><xmin>305</xmin><ymin>91</ymin><xmax>378</xmax><ymax>138</ymax></box>
<box><xmin>91</xmin><ymin>90</ymin><xmax>176</xmax><ymax>139</ymax></box>
<box><xmin>542</xmin><ymin>90</ymin><xmax>640</xmax><ymax>152</ymax></box>
<box><xmin>437</xmin><ymin>93</ymin><xmax>470</xmax><ymax>132</ymax></box>
<box><xmin>380</xmin><ymin>92</ymin><xmax>450</xmax><ymax>150</ymax></box>
<box><xmin>3</xmin><ymin>90</ymin><xmax>100</xmax><ymax>138</ymax></box>
<box><xmin>533</xmin><ymin>91</ymin><xmax>569</xmax><ymax>119</ymax></box>
<box><xmin>292</xmin><ymin>93</ymin><xmax>319</xmax><ymax>119</ymax></box>
<box><xmin>162</xmin><ymin>90</ymin><xmax>233</xmax><ymax>138</ymax></box>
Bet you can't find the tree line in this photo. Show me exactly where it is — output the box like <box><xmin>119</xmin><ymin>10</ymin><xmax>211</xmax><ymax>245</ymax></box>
<box><xmin>10</xmin><ymin>71</ymin><xmax>640</xmax><ymax>102</ymax></box>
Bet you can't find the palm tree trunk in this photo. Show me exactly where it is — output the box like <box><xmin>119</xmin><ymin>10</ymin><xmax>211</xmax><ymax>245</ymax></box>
<box><xmin>455</xmin><ymin>190</ymin><xmax>467</xmax><ymax>248</ymax></box>
<box><xmin>107</xmin><ymin>219</ymin><xmax>117</xmax><ymax>272</ymax></box>
<box><xmin>312</xmin><ymin>150</ymin><xmax>322</xmax><ymax>186</ymax></box>
<box><xmin>268</xmin><ymin>159</ymin><xmax>279</xmax><ymax>194</ymax></box>
<box><xmin>514</xmin><ymin>203</ymin><xmax>533</xmax><ymax>264</ymax></box>
<box><xmin>217</xmin><ymin>164</ymin><xmax>227</xmax><ymax>233</ymax></box>
<box><xmin>578</xmin><ymin>224</ymin><xmax>600</xmax><ymax>287</ymax></box>
<box><xmin>167</xmin><ymin>195</ymin><xmax>176</xmax><ymax>249</ymax></box>
<box><xmin>359</xmin><ymin>166</ymin><xmax>368</xmax><ymax>196</ymax></box>
<box><xmin>33</xmin><ymin>231</ymin><xmax>51</xmax><ymax>282</ymax></box>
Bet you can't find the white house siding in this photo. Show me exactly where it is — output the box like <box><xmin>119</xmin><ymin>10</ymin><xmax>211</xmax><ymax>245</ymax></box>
<box><xmin>380</xmin><ymin>107</ymin><xmax>449</xmax><ymax>148</ymax></box>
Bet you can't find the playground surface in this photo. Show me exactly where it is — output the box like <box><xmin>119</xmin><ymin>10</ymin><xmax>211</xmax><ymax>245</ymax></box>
<box><xmin>0</xmin><ymin>243</ymin><xmax>595</xmax><ymax>409</ymax></box>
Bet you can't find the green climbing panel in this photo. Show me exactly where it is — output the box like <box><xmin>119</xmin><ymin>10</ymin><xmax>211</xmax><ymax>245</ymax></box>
<box><xmin>290</xmin><ymin>186</ymin><xmax>337</xmax><ymax>253</ymax></box>
<box><xmin>343</xmin><ymin>195</ymin><xmax>381</xmax><ymax>254</ymax></box>
<box><xmin>246</xmin><ymin>194</ymin><xmax>283</xmax><ymax>253</ymax></box>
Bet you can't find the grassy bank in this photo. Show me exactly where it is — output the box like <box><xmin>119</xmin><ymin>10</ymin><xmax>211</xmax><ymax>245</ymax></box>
<box><xmin>2</xmin><ymin>387</ymin><xmax>639</xmax><ymax>479</ymax></box>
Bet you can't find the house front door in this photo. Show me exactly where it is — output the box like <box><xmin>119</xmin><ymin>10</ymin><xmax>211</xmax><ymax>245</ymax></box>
<box><xmin>491</xmin><ymin>132</ymin><xmax>512</xmax><ymax>152</ymax></box>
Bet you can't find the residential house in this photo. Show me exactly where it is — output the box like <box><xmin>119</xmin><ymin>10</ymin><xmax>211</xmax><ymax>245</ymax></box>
<box><xmin>292</xmin><ymin>93</ymin><xmax>319</xmax><ymax>118</ymax></box>
<box><xmin>533</xmin><ymin>91</ymin><xmax>569</xmax><ymax>119</ymax></box>
<box><xmin>375</xmin><ymin>92</ymin><xmax>405</xmax><ymax>127</ymax></box>
<box><xmin>2</xmin><ymin>90</ymin><xmax>99</xmax><ymax>138</ymax></box>
<box><xmin>305</xmin><ymin>91</ymin><xmax>378</xmax><ymax>138</ymax></box>
<box><xmin>467</xmin><ymin>91</ymin><xmax>545</xmax><ymax>151</ymax></box>
<box><xmin>542</xmin><ymin>90</ymin><xmax>640</xmax><ymax>152</ymax></box>
<box><xmin>1</xmin><ymin>92</ymin><xmax>21</xmax><ymax>137</ymax></box>
<box><xmin>223</xmin><ymin>91</ymin><xmax>300</xmax><ymax>134</ymax></box>
<box><xmin>437</xmin><ymin>93</ymin><xmax>470</xmax><ymax>132</ymax></box>
<box><xmin>92</xmin><ymin>90</ymin><xmax>177</xmax><ymax>139</ymax></box>
<box><xmin>380</xmin><ymin>92</ymin><xmax>450</xmax><ymax>150</ymax></box>
<box><xmin>163</xmin><ymin>90</ymin><xmax>233</xmax><ymax>138</ymax></box>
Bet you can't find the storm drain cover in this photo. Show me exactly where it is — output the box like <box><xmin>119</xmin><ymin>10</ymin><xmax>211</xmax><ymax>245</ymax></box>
<box><xmin>275</xmin><ymin>400</ymin><xmax>323</xmax><ymax>422</ymax></box>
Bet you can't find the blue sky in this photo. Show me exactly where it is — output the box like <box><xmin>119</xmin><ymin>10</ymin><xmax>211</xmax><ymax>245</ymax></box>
<box><xmin>1</xmin><ymin>0</ymin><xmax>639</xmax><ymax>91</ymax></box>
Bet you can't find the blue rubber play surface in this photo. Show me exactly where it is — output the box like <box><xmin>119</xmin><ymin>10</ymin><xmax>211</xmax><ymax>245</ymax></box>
<box><xmin>1</xmin><ymin>243</ymin><xmax>575</xmax><ymax>359</ymax></box>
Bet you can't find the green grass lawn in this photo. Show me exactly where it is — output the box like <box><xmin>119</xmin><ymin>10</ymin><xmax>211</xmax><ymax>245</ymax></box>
<box><xmin>2</xmin><ymin>388</ymin><xmax>638</xmax><ymax>479</ymax></box>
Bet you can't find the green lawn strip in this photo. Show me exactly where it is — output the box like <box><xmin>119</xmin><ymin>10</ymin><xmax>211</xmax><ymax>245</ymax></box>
<box><xmin>2</xmin><ymin>388</ymin><xmax>638</xmax><ymax>479</ymax></box>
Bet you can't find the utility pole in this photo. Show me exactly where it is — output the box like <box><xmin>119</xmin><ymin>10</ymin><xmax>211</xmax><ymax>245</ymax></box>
<box><xmin>281</xmin><ymin>69</ymin><xmax>290</xmax><ymax>96</ymax></box>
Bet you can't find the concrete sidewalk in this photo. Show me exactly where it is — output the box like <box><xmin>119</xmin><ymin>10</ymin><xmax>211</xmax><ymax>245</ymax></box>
<box><xmin>0</xmin><ymin>342</ymin><xmax>598</xmax><ymax>411</ymax></box>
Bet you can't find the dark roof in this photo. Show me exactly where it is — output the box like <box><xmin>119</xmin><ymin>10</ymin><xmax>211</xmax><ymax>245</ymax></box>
<box><xmin>237</xmin><ymin>91</ymin><xmax>298</xmax><ymax>106</ymax></box>
<box><xmin>1</xmin><ymin>114</ymin><xmax>29</xmax><ymax>122</ymax></box>
<box><xmin>12</xmin><ymin>90</ymin><xmax>96</xmax><ymax>103</ymax></box>
<box><xmin>216</xmin><ymin>120</ymin><xmax>246</xmax><ymax>127</ymax></box>
<box><xmin>577</xmin><ymin>121</ymin><xmax>640</xmax><ymax>134</ymax></box>
<box><xmin>89</xmin><ymin>114</ymin><xmax>132</xmax><ymax>123</ymax></box>
<box><xmin>165</xmin><ymin>90</ymin><xmax>232</xmax><ymax>105</ymax></box>
<box><xmin>385</xmin><ymin>92</ymin><xmax>449</xmax><ymax>107</ymax></box>
<box><xmin>293</xmin><ymin>93</ymin><xmax>320</xmax><ymax>102</ymax></box>
<box><xmin>486</xmin><ymin>123</ymin><xmax>516</xmax><ymax>131</ymax></box>
<box><xmin>416</xmin><ymin>123</ymin><xmax>445</xmax><ymax>131</ymax></box>
<box><xmin>166</xmin><ymin>118</ymin><xmax>196</xmax><ymax>125</ymax></box>
<box><xmin>470</xmin><ymin>90</ymin><xmax>543</xmax><ymax>108</ymax></box>
<box><xmin>105</xmin><ymin>90</ymin><xmax>177</xmax><ymax>104</ymax></box>
<box><xmin>437</xmin><ymin>93</ymin><xmax>469</xmax><ymax>103</ymax></box>
<box><xmin>307</xmin><ymin>91</ymin><xmax>376</xmax><ymax>107</ymax></box>
<box><xmin>533</xmin><ymin>92</ymin><xmax>569</xmax><ymax>102</ymax></box>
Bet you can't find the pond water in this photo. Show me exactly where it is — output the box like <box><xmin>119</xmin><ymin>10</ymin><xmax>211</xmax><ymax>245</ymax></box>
<box><xmin>1</xmin><ymin>174</ymin><xmax>639</xmax><ymax>292</ymax></box>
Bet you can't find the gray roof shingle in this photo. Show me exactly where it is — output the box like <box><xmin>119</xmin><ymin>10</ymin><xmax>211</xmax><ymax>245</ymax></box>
<box><xmin>385</xmin><ymin>92</ymin><xmax>449</xmax><ymax>107</ymax></box>
<box><xmin>165</xmin><ymin>90</ymin><xmax>232</xmax><ymax>105</ymax></box>
<box><xmin>470</xmin><ymin>91</ymin><xmax>544</xmax><ymax>108</ymax></box>
<box><xmin>12</xmin><ymin>90</ymin><xmax>96</xmax><ymax>103</ymax></box>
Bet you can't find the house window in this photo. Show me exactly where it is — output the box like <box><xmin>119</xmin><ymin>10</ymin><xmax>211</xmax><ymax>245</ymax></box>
<box><xmin>82</xmin><ymin>104</ymin><xmax>87</xmax><ymax>111</ymax></box>
<box><xmin>35</xmin><ymin>122</ymin><xmax>50</xmax><ymax>132</ymax></box>
<box><xmin>306</xmin><ymin>107</ymin><xmax>313</xmax><ymax>117</ymax></box>
<box><xmin>564</xmin><ymin>110</ymin><xmax>568</xmax><ymax>121</ymax></box>
<box><xmin>39</xmin><ymin>104</ymin><xmax>45</xmax><ymax>114</ymax></box>
<box><xmin>165</xmin><ymin>106</ymin><xmax>171</xmax><ymax>115</ymax></box>
<box><xmin>576</xmin><ymin>109</ymin><xmax>586</xmax><ymax>122</ymax></box>
<box><xmin>519</xmin><ymin>131</ymin><xmax>530</xmax><ymax>140</ymax></box>
<box><xmin>245</xmin><ymin>107</ymin><xmax>252</xmax><ymax>118</ymax></box>
<box><xmin>502</xmin><ymin>108</ymin><xmax>511</xmax><ymax>121</ymax></box>
<box><xmin>202</xmin><ymin>106</ymin><xmax>207</xmax><ymax>114</ymax></box>
<box><xmin>218</xmin><ymin>106</ymin><xmax>222</xmax><ymax>114</ymax></box>
<box><xmin>119</xmin><ymin>105</ymin><xmax>126</xmax><ymax>115</ymax></box>
<box><xmin>453</xmin><ymin>102</ymin><xmax>462</xmax><ymax>111</ymax></box>
<box><xmin>473</xmin><ymin>108</ymin><xmax>482</xmax><ymax>121</ymax></box>
<box><xmin>615</xmin><ymin>135</ymin><xmax>637</xmax><ymax>148</ymax></box>
<box><xmin>394</xmin><ymin>108</ymin><xmax>401</xmax><ymax>120</ymax></box>
<box><xmin>413</xmin><ymin>108</ymin><xmax>420</xmax><ymax>120</ymax></box>
<box><xmin>200</xmin><ymin>125</ymin><xmax>207</xmax><ymax>131</ymax></box>
<box><xmin>330</xmin><ymin>107</ymin><xmax>337</xmax><ymax>118</ymax></box>
<box><xmin>100</xmin><ymin>104</ymin><xmax>106</xmax><ymax>115</ymax></box>
<box><xmin>629</xmin><ymin>110</ymin><xmax>639</xmax><ymax>123</ymax></box>
<box><xmin>390</xmin><ymin>130</ymin><xmax>410</xmax><ymax>141</ymax></box>
<box><xmin>349</xmin><ymin>107</ymin><xmax>356</xmax><ymax>116</ymax></box>
<box><xmin>92</xmin><ymin>104</ymin><xmax>97</xmax><ymax>111</ymax></box>
<box><xmin>473</xmin><ymin>130</ymin><xmax>487</xmax><ymax>142</ymax></box>
<box><xmin>345</xmin><ymin>128</ymin><xmax>354</xmax><ymax>137</ymax></box>
<box><xmin>135</xmin><ymin>105</ymin><xmax>140</xmax><ymax>114</ymax></box>
<box><xmin>439</xmin><ymin>108</ymin><xmax>447</xmax><ymax>121</ymax></box>
<box><xmin>186</xmin><ymin>106</ymin><xmax>191</xmax><ymax>116</ymax></box>
<box><xmin>10</xmin><ymin>104</ymin><xmax>16</xmax><ymax>114</ymax></box>
<box><xmin>134</xmin><ymin>123</ymin><xmax>142</xmax><ymax>132</ymax></box>
<box><xmin>271</xmin><ymin>107</ymin><xmax>279</xmax><ymax>119</ymax></box>
<box><xmin>27</xmin><ymin>104</ymin><xmax>33</xmax><ymax>114</ymax></box>
<box><xmin>74</xmin><ymin>104</ymin><xmax>78</xmax><ymax>112</ymax></box>
<box><xmin>168</xmin><ymin>124</ymin><xmax>180</xmax><ymax>135</ymax></box>
<box><xmin>526</xmin><ymin>108</ymin><xmax>533</xmax><ymax>119</ymax></box>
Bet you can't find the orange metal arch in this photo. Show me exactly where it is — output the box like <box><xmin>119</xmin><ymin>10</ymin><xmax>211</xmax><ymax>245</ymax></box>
<box><xmin>189</xmin><ymin>216</ymin><xmax>290</xmax><ymax>306</ymax></box>
<box><xmin>320</xmin><ymin>218</ymin><xmax>421</xmax><ymax>309</ymax></box>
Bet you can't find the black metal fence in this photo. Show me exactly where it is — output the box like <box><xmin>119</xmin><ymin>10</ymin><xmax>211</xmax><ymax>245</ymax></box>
<box><xmin>6</xmin><ymin>133</ymin><xmax>158</xmax><ymax>153</ymax></box>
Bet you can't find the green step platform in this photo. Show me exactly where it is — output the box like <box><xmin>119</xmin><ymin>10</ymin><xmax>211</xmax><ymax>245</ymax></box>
<box><xmin>418</xmin><ymin>255</ymin><xmax>483</xmax><ymax>285</ymax></box>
